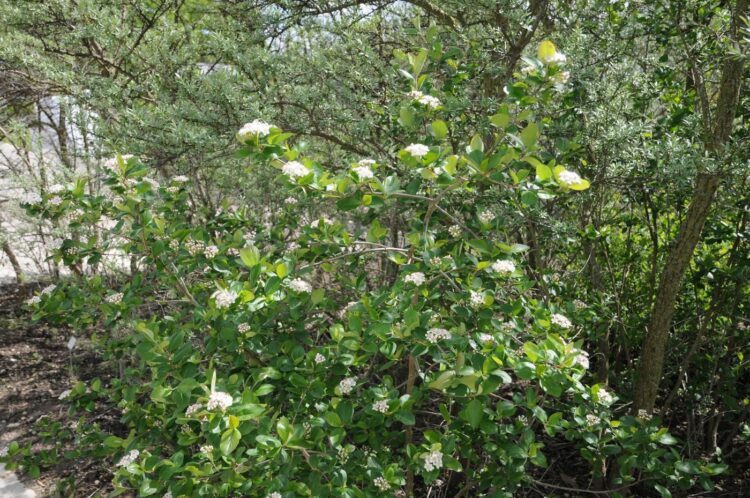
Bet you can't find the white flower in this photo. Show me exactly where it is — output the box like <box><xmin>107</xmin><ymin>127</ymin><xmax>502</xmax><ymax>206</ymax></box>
<box><xmin>163</xmin><ymin>492</ymin><xmax>173</xmax><ymax>498</ymax></box>
<box><xmin>173</xmin><ymin>175</ymin><xmax>189</xmax><ymax>183</ymax></box>
<box><xmin>404</xmin><ymin>272</ymin><xmax>426</xmax><ymax>286</ymax></box>
<box><xmin>67</xmin><ymin>336</ymin><xmax>77</xmax><ymax>350</ymax></box>
<box><xmin>48</xmin><ymin>184</ymin><xmax>65</xmax><ymax>194</ymax></box>
<box><xmin>404</xmin><ymin>143</ymin><xmax>430</xmax><ymax>158</ymax></box>
<box><xmin>573</xmin><ymin>299</ymin><xmax>587</xmax><ymax>310</ymax></box>
<box><xmin>470</xmin><ymin>291</ymin><xmax>485</xmax><ymax>308</ymax></box>
<box><xmin>143</xmin><ymin>177</ymin><xmax>160</xmax><ymax>189</ymax></box>
<box><xmin>22</xmin><ymin>192</ymin><xmax>42</xmax><ymax>205</ymax></box>
<box><xmin>448</xmin><ymin>225</ymin><xmax>462</xmax><ymax>238</ymax></box>
<box><xmin>637</xmin><ymin>409</ymin><xmax>653</xmax><ymax>421</ymax></box>
<box><xmin>199</xmin><ymin>445</ymin><xmax>214</xmax><ymax>456</ymax></box>
<box><xmin>314</xmin><ymin>353</ymin><xmax>326</xmax><ymax>364</ymax></box>
<box><xmin>542</xmin><ymin>52</ymin><xmax>567</xmax><ymax>64</ymax></box>
<box><xmin>574</xmin><ymin>351</ymin><xmax>590</xmax><ymax>370</ymax></box>
<box><xmin>492</xmin><ymin>260</ymin><xmax>516</xmax><ymax>274</ymax></box>
<box><xmin>48</xmin><ymin>196</ymin><xmax>63</xmax><ymax>206</ymax></box>
<box><xmin>550</xmin><ymin>313</ymin><xmax>572</xmax><ymax>329</ymax></box>
<box><xmin>422</xmin><ymin>450</ymin><xmax>443</xmax><ymax>472</ymax></box>
<box><xmin>207</xmin><ymin>391</ymin><xmax>233</xmax><ymax>411</ymax></box>
<box><xmin>203</xmin><ymin>245</ymin><xmax>219</xmax><ymax>259</ymax></box>
<box><xmin>238</xmin><ymin>323</ymin><xmax>251</xmax><ymax>333</ymax></box>
<box><xmin>585</xmin><ymin>414</ymin><xmax>600</xmax><ymax>426</ymax></box>
<box><xmin>104</xmin><ymin>154</ymin><xmax>134</xmax><ymax>171</ymax></box>
<box><xmin>352</xmin><ymin>165</ymin><xmax>374</xmax><ymax>180</ymax></box>
<box><xmin>372</xmin><ymin>399</ymin><xmax>389</xmax><ymax>414</ymax></box>
<box><xmin>212</xmin><ymin>289</ymin><xmax>237</xmax><ymax>309</ymax></box>
<box><xmin>373</xmin><ymin>476</ymin><xmax>390</xmax><ymax>491</ymax></box>
<box><xmin>117</xmin><ymin>449</ymin><xmax>140</xmax><ymax>467</ymax></box>
<box><xmin>25</xmin><ymin>295</ymin><xmax>41</xmax><ymax>306</ymax></box>
<box><xmin>478</xmin><ymin>210</ymin><xmax>495</xmax><ymax>224</ymax></box>
<box><xmin>597</xmin><ymin>388</ymin><xmax>614</xmax><ymax>405</ymax></box>
<box><xmin>478</xmin><ymin>333</ymin><xmax>494</xmax><ymax>344</ymax></box>
<box><xmin>557</xmin><ymin>170</ymin><xmax>582</xmax><ymax>186</ymax></box>
<box><xmin>237</xmin><ymin>119</ymin><xmax>273</xmax><ymax>140</ymax></box>
<box><xmin>555</xmin><ymin>71</ymin><xmax>570</xmax><ymax>84</ymax></box>
<box><xmin>418</xmin><ymin>94</ymin><xmax>441</xmax><ymax>108</ymax></box>
<box><xmin>41</xmin><ymin>284</ymin><xmax>56</xmax><ymax>295</ymax></box>
<box><xmin>105</xmin><ymin>292</ymin><xmax>124</xmax><ymax>304</ymax></box>
<box><xmin>282</xmin><ymin>161</ymin><xmax>309</xmax><ymax>179</ymax></box>
<box><xmin>58</xmin><ymin>389</ymin><xmax>71</xmax><ymax>400</ymax></box>
<box><xmin>289</xmin><ymin>278</ymin><xmax>312</xmax><ymax>293</ymax></box>
<box><xmin>357</xmin><ymin>159</ymin><xmax>376</xmax><ymax>167</ymax></box>
<box><xmin>166</xmin><ymin>186</ymin><xmax>179</xmax><ymax>194</ymax></box>
<box><xmin>339</xmin><ymin>377</ymin><xmax>357</xmax><ymax>395</ymax></box>
<box><xmin>267</xmin><ymin>493</ymin><xmax>282</xmax><ymax>498</ymax></box>
<box><xmin>185</xmin><ymin>403</ymin><xmax>202</xmax><ymax>416</ymax></box>
<box><xmin>426</xmin><ymin>327</ymin><xmax>451</xmax><ymax>344</ymax></box>
<box><xmin>310</xmin><ymin>216</ymin><xmax>333</xmax><ymax>228</ymax></box>
<box><xmin>284</xmin><ymin>196</ymin><xmax>298</xmax><ymax>205</ymax></box>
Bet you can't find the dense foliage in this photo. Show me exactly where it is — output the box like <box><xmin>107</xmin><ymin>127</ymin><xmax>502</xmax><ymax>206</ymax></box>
<box><xmin>1</xmin><ymin>1</ymin><xmax>749</xmax><ymax>497</ymax></box>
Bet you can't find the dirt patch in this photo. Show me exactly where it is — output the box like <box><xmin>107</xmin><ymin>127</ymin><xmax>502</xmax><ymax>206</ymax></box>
<box><xmin>0</xmin><ymin>283</ymin><xmax>121</xmax><ymax>497</ymax></box>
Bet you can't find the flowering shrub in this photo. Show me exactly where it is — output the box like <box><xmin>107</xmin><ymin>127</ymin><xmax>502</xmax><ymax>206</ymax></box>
<box><xmin>4</xmin><ymin>42</ymin><xmax>721</xmax><ymax>497</ymax></box>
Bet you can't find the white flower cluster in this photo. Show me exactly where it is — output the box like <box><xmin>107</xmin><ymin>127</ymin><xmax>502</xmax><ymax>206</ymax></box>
<box><xmin>212</xmin><ymin>289</ymin><xmax>237</xmax><ymax>309</ymax></box>
<box><xmin>492</xmin><ymin>260</ymin><xmax>516</xmax><ymax>274</ymax></box>
<box><xmin>314</xmin><ymin>353</ymin><xmax>326</xmax><ymax>364</ymax></box>
<box><xmin>200</xmin><ymin>445</ymin><xmax>213</xmax><ymax>456</ymax></box>
<box><xmin>117</xmin><ymin>449</ymin><xmax>140</xmax><ymax>467</ymax></box>
<box><xmin>41</xmin><ymin>284</ymin><xmax>56</xmax><ymax>295</ymax></box>
<box><xmin>352</xmin><ymin>165</ymin><xmax>374</xmax><ymax>180</ymax></box>
<box><xmin>173</xmin><ymin>175</ymin><xmax>189</xmax><ymax>183</ymax></box>
<box><xmin>48</xmin><ymin>196</ymin><xmax>63</xmax><ymax>206</ymax></box>
<box><xmin>637</xmin><ymin>409</ymin><xmax>653</xmax><ymax>421</ymax></box>
<box><xmin>204</xmin><ymin>245</ymin><xmax>219</xmax><ymax>259</ymax></box>
<box><xmin>238</xmin><ymin>323</ymin><xmax>251</xmax><ymax>333</ymax></box>
<box><xmin>585</xmin><ymin>414</ymin><xmax>600</xmax><ymax>426</ymax></box>
<box><xmin>282</xmin><ymin>161</ymin><xmax>309</xmax><ymax>179</ymax></box>
<box><xmin>373</xmin><ymin>476</ymin><xmax>390</xmax><ymax>491</ymax></box>
<box><xmin>550</xmin><ymin>313</ymin><xmax>572</xmax><ymax>329</ymax></box>
<box><xmin>478</xmin><ymin>210</ymin><xmax>496</xmax><ymax>224</ymax></box>
<box><xmin>597</xmin><ymin>388</ymin><xmax>614</xmax><ymax>405</ymax></box>
<box><xmin>185</xmin><ymin>403</ymin><xmax>202</xmax><ymax>416</ymax></box>
<box><xmin>575</xmin><ymin>350</ymin><xmax>590</xmax><ymax>370</ymax></box>
<box><xmin>404</xmin><ymin>143</ymin><xmax>430</xmax><ymax>158</ymax></box>
<box><xmin>22</xmin><ymin>192</ymin><xmax>42</xmax><ymax>205</ymax></box>
<box><xmin>105</xmin><ymin>292</ymin><xmax>124</xmax><ymax>304</ymax></box>
<box><xmin>284</xmin><ymin>196</ymin><xmax>298</xmax><ymax>205</ymax></box>
<box><xmin>339</xmin><ymin>377</ymin><xmax>357</xmax><ymax>395</ymax></box>
<box><xmin>207</xmin><ymin>391</ymin><xmax>233</xmax><ymax>411</ymax></box>
<box><xmin>542</xmin><ymin>51</ymin><xmax>567</xmax><ymax>64</ymax></box>
<box><xmin>558</xmin><ymin>170</ymin><xmax>582</xmax><ymax>186</ymax></box>
<box><xmin>423</xmin><ymin>450</ymin><xmax>443</xmax><ymax>472</ymax></box>
<box><xmin>404</xmin><ymin>272</ymin><xmax>426</xmax><ymax>286</ymax></box>
<box><xmin>408</xmin><ymin>90</ymin><xmax>441</xmax><ymax>108</ymax></box>
<box><xmin>426</xmin><ymin>327</ymin><xmax>451</xmax><ymax>344</ymax></box>
<box><xmin>267</xmin><ymin>493</ymin><xmax>282</xmax><ymax>498</ymax></box>
<box><xmin>372</xmin><ymin>399</ymin><xmax>389</xmax><ymax>414</ymax></box>
<box><xmin>470</xmin><ymin>291</ymin><xmax>485</xmax><ymax>308</ymax></box>
<box><xmin>185</xmin><ymin>239</ymin><xmax>206</xmax><ymax>256</ymax></box>
<box><xmin>289</xmin><ymin>278</ymin><xmax>312</xmax><ymax>293</ymax></box>
<box><xmin>58</xmin><ymin>389</ymin><xmax>71</xmax><ymax>400</ymax></box>
<box><xmin>238</xmin><ymin>119</ymin><xmax>273</xmax><ymax>139</ymax></box>
<box><xmin>48</xmin><ymin>184</ymin><xmax>65</xmax><ymax>194</ymax></box>
<box><xmin>357</xmin><ymin>158</ymin><xmax>376</xmax><ymax>167</ymax></box>
<box><xmin>26</xmin><ymin>295</ymin><xmax>41</xmax><ymax>306</ymax></box>
<box><xmin>104</xmin><ymin>154</ymin><xmax>134</xmax><ymax>171</ymax></box>
<box><xmin>448</xmin><ymin>225</ymin><xmax>462</xmax><ymax>238</ymax></box>
<box><xmin>573</xmin><ymin>299</ymin><xmax>587</xmax><ymax>310</ymax></box>
<box><xmin>143</xmin><ymin>177</ymin><xmax>160</xmax><ymax>189</ymax></box>
<box><xmin>477</xmin><ymin>333</ymin><xmax>495</xmax><ymax>344</ymax></box>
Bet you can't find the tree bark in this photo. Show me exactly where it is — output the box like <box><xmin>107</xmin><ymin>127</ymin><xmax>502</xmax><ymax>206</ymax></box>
<box><xmin>632</xmin><ymin>0</ymin><xmax>748</xmax><ymax>412</ymax></box>
<box><xmin>2</xmin><ymin>240</ymin><xmax>25</xmax><ymax>283</ymax></box>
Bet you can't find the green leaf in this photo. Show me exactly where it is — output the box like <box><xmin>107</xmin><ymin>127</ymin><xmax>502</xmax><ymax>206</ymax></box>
<box><xmin>538</xmin><ymin>40</ymin><xmax>557</xmax><ymax>61</ymax></box>
<box><xmin>220</xmin><ymin>427</ymin><xmax>241</xmax><ymax>455</ymax></box>
<box><xmin>430</xmin><ymin>120</ymin><xmax>448</xmax><ymax>139</ymax></box>
<box><xmin>459</xmin><ymin>399</ymin><xmax>484</xmax><ymax>429</ymax></box>
<box><xmin>491</xmin><ymin>112</ymin><xmax>511</xmax><ymax>129</ymax></box>
<box><xmin>311</xmin><ymin>288</ymin><xmax>325</xmax><ymax>304</ymax></box>
<box><xmin>520</xmin><ymin>123</ymin><xmax>539</xmax><ymax>148</ymax></box>
<box><xmin>239</xmin><ymin>246</ymin><xmax>260</xmax><ymax>267</ymax></box>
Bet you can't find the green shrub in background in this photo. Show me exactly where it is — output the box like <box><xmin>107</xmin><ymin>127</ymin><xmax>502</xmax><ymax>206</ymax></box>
<box><xmin>4</xmin><ymin>42</ymin><xmax>725</xmax><ymax>498</ymax></box>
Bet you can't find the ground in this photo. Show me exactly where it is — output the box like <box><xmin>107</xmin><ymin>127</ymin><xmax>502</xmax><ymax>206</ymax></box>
<box><xmin>0</xmin><ymin>283</ymin><xmax>119</xmax><ymax>497</ymax></box>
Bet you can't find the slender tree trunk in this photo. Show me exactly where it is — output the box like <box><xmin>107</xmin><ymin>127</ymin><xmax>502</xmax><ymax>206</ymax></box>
<box><xmin>2</xmin><ymin>240</ymin><xmax>25</xmax><ymax>283</ymax></box>
<box><xmin>633</xmin><ymin>0</ymin><xmax>748</xmax><ymax>413</ymax></box>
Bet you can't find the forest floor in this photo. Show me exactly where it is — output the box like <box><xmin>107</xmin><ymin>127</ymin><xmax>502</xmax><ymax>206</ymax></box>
<box><xmin>0</xmin><ymin>283</ymin><xmax>119</xmax><ymax>497</ymax></box>
<box><xmin>1</xmin><ymin>282</ymin><xmax>749</xmax><ymax>497</ymax></box>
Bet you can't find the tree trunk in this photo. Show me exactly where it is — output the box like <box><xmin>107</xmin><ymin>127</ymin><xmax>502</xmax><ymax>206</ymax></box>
<box><xmin>632</xmin><ymin>0</ymin><xmax>747</xmax><ymax>413</ymax></box>
<box><xmin>2</xmin><ymin>240</ymin><xmax>25</xmax><ymax>283</ymax></box>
